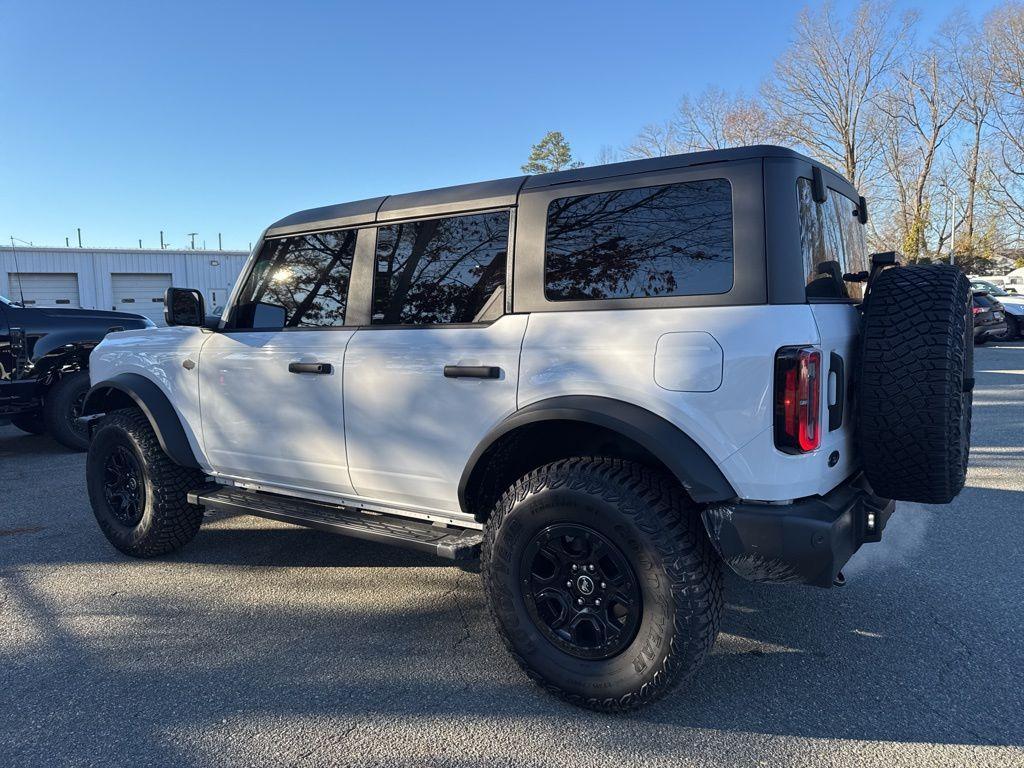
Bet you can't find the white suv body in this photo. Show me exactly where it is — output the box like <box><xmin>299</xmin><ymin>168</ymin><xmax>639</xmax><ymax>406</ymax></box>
<box><xmin>86</xmin><ymin>146</ymin><xmax>976</xmax><ymax>711</ymax></box>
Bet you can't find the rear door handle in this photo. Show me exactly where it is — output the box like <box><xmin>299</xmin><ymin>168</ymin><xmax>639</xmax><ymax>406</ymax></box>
<box><xmin>288</xmin><ymin>362</ymin><xmax>333</xmax><ymax>374</ymax></box>
<box><xmin>443</xmin><ymin>365</ymin><xmax>501</xmax><ymax>379</ymax></box>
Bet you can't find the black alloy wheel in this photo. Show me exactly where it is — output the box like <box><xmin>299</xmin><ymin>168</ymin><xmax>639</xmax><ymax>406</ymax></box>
<box><xmin>521</xmin><ymin>523</ymin><xmax>642</xmax><ymax>660</ymax></box>
<box><xmin>102</xmin><ymin>444</ymin><xmax>146</xmax><ymax>526</ymax></box>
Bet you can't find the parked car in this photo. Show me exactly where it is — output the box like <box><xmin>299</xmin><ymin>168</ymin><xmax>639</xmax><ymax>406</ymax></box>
<box><xmin>0</xmin><ymin>294</ymin><xmax>152</xmax><ymax>449</ymax></box>
<box><xmin>80</xmin><ymin>146</ymin><xmax>972</xmax><ymax>711</ymax></box>
<box><xmin>972</xmin><ymin>291</ymin><xmax>1008</xmax><ymax>344</ymax></box>
<box><xmin>970</xmin><ymin>280</ymin><xmax>1023</xmax><ymax>339</ymax></box>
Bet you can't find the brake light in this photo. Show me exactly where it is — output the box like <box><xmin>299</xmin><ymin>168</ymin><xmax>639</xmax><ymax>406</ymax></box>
<box><xmin>774</xmin><ymin>347</ymin><xmax>822</xmax><ymax>454</ymax></box>
<box><xmin>972</xmin><ymin>305</ymin><xmax>983</xmax><ymax>315</ymax></box>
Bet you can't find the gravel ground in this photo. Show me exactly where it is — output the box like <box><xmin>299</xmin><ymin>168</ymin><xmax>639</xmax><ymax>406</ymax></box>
<box><xmin>1</xmin><ymin>341</ymin><xmax>1022</xmax><ymax>767</ymax></box>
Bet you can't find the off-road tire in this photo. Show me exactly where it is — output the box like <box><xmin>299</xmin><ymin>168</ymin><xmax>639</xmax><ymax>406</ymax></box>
<box><xmin>43</xmin><ymin>370</ymin><xmax>91</xmax><ymax>450</ymax></box>
<box><xmin>87</xmin><ymin>408</ymin><xmax>206</xmax><ymax>557</ymax></box>
<box><xmin>857</xmin><ymin>265</ymin><xmax>972</xmax><ymax>503</ymax></box>
<box><xmin>11</xmin><ymin>413</ymin><xmax>46</xmax><ymax>435</ymax></box>
<box><xmin>481</xmin><ymin>458</ymin><xmax>723</xmax><ymax>712</ymax></box>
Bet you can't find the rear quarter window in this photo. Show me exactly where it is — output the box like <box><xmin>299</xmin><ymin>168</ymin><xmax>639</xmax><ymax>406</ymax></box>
<box><xmin>798</xmin><ymin>178</ymin><xmax>868</xmax><ymax>301</ymax></box>
<box><xmin>543</xmin><ymin>179</ymin><xmax>734</xmax><ymax>301</ymax></box>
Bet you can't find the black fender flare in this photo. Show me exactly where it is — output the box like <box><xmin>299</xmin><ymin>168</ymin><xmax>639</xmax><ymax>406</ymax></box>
<box><xmin>82</xmin><ymin>372</ymin><xmax>200</xmax><ymax>469</ymax></box>
<box><xmin>458</xmin><ymin>395</ymin><xmax>737</xmax><ymax>511</ymax></box>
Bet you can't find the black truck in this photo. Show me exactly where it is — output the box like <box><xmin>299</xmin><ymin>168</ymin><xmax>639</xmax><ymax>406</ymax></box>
<box><xmin>0</xmin><ymin>293</ymin><xmax>153</xmax><ymax>449</ymax></box>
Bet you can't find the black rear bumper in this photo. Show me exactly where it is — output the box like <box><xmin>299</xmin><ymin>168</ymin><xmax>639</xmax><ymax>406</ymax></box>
<box><xmin>701</xmin><ymin>474</ymin><xmax>894</xmax><ymax>588</ymax></box>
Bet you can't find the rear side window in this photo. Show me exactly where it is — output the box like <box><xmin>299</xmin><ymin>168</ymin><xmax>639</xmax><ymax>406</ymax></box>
<box><xmin>543</xmin><ymin>179</ymin><xmax>734</xmax><ymax>301</ymax></box>
<box><xmin>798</xmin><ymin>178</ymin><xmax>868</xmax><ymax>300</ymax></box>
<box><xmin>372</xmin><ymin>211</ymin><xmax>509</xmax><ymax>325</ymax></box>
<box><xmin>233</xmin><ymin>229</ymin><xmax>358</xmax><ymax>329</ymax></box>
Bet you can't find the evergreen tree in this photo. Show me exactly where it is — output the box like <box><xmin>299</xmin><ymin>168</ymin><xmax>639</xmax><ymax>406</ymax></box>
<box><xmin>522</xmin><ymin>131</ymin><xmax>584</xmax><ymax>173</ymax></box>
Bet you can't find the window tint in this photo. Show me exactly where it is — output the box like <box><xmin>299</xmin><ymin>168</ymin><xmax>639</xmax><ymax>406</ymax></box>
<box><xmin>543</xmin><ymin>179</ymin><xmax>734</xmax><ymax>301</ymax></box>
<box><xmin>798</xmin><ymin>179</ymin><xmax>868</xmax><ymax>300</ymax></box>
<box><xmin>233</xmin><ymin>229</ymin><xmax>357</xmax><ymax>329</ymax></box>
<box><xmin>372</xmin><ymin>211</ymin><xmax>508</xmax><ymax>325</ymax></box>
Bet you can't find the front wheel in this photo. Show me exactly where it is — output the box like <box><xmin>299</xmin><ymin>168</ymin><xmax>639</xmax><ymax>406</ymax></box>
<box><xmin>86</xmin><ymin>408</ymin><xmax>206</xmax><ymax>557</ymax></box>
<box><xmin>482</xmin><ymin>458</ymin><xmax>722</xmax><ymax>711</ymax></box>
<box><xmin>43</xmin><ymin>370</ymin><xmax>91</xmax><ymax>450</ymax></box>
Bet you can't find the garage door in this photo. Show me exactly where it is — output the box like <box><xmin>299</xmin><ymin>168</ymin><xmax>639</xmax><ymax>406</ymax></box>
<box><xmin>111</xmin><ymin>273</ymin><xmax>172</xmax><ymax>325</ymax></box>
<box><xmin>7</xmin><ymin>273</ymin><xmax>81</xmax><ymax>307</ymax></box>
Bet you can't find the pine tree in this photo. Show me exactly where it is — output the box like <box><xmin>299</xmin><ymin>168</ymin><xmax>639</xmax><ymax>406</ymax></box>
<box><xmin>521</xmin><ymin>131</ymin><xmax>584</xmax><ymax>173</ymax></box>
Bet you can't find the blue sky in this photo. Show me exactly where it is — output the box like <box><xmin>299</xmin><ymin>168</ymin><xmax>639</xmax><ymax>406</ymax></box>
<box><xmin>0</xmin><ymin>0</ymin><xmax>1000</xmax><ymax>251</ymax></box>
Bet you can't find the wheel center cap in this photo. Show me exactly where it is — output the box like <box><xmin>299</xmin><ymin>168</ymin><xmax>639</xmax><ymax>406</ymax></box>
<box><xmin>576</xmin><ymin>575</ymin><xmax>595</xmax><ymax>595</ymax></box>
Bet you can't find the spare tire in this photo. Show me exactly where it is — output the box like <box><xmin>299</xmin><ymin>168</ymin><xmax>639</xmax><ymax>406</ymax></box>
<box><xmin>857</xmin><ymin>264</ymin><xmax>972</xmax><ymax>504</ymax></box>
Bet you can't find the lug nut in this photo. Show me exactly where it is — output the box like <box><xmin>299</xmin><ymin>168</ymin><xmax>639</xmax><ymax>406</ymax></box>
<box><xmin>595</xmin><ymin>598</ymin><xmax>602</xmax><ymax>606</ymax></box>
<box><xmin>587</xmin><ymin>564</ymin><xmax>595</xmax><ymax>572</ymax></box>
<box><xmin>577</xmin><ymin>598</ymin><xmax>584</xmax><ymax>606</ymax></box>
<box><xmin>600</xmin><ymin>582</ymin><xmax>606</xmax><ymax>589</ymax></box>
<box><xmin>571</xmin><ymin>564</ymin><xmax>579</xmax><ymax>572</ymax></box>
<box><xmin>566</xmin><ymin>580</ymin><xmax>572</xmax><ymax>587</ymax></box>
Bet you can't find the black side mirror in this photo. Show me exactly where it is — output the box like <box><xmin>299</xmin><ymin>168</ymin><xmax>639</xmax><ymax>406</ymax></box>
<box><xmin>165</xmin><ymin>287</ymin><xmax>205</xmax><ymax>327</ymax></box>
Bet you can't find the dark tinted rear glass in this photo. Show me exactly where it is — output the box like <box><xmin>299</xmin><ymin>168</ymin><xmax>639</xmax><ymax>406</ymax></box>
<box><xmin>543</xmin><ymin>179</ymin><xmax>734</xmax><ymax>301</ymax></box>
<box><xmin>973</xmin><ymin>293</ymin><xmax>995</xmax><ymax>307</ymax></box>
<box><xmin>372</xmin><ymin>211</ymin><xmax>509</xmax><ymax>325</ymax></box>
<box><xmin>798</xmin><ymin>178</ymin><xmax>868</xmax><ymax>300</ymax></box>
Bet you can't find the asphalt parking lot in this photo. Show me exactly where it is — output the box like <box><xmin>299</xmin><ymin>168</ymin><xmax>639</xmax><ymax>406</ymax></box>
<box><xmin>1</xmin><ymin>342</ymin><xmax>1022</xmax><ymax>768</ymax></box>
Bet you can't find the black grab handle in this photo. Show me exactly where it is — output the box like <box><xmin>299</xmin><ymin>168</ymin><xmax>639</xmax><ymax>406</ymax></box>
<box><xmin>288</xmin><ymin>362</ymin><xmax>333</xmax><ymax>374</ymax></box>
<box><xmin>443</xmin><ymin>365</ymin><xmax>501</xmax><ymax>379</ymax></box>
<box><xmin>828</xmin><ymin>351</ymin><xmax>845</xmax><ymax>431</ymax></box>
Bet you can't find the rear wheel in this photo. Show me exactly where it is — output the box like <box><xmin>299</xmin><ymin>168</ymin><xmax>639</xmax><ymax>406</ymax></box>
<box><xmin>43</xmin><ymin>370</ymin><xmax>91</xmax><ymax>450</ymax></box>
<box><xmin>11</xmin><ymin>412</ymin><xmax>46</xmax><ymax>435</ymax></box>
<box><xmin>857</xmin><ymin>265</ymin><xmax>972</xmax><ymax>503</ymax></box>
<box><xmin>86</xmin><ymin>408</ymin><xmax>206</xmax><ymax>557</ymax></box>
<box><xmin>482</xmin><ymin>458</ymin><xmax>722</xmax><ymax>711</ymax></box>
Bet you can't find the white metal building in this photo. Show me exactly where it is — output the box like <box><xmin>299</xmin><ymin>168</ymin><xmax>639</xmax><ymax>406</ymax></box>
<box><xmin>0</xmin><ymin>246</ymin><xmax>250</xmax><ymax>325</ymax></box>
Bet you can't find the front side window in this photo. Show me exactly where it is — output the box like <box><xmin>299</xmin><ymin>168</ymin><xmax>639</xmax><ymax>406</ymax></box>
<box><xmin>372</xmin><ymin>211</ymin><xmax>509</xmax><ymax>325</ymax></box>
<box><xmin>798</xmin><ymin>178</ymin><xmax>868</xmax><ymax>300</ymax></box>
<box><xmin>233</xmin><ymin>229</ymin><xmax>358</xmax><ymax>329</ymax></box>
<box><xmin>543</xmin><ymin>179</ymin><xmax>734</xmax><ymax>301</ymax></box>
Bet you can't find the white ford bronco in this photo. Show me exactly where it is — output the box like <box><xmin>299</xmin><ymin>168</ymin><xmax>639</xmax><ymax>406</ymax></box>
<box><xmin>82</xmin><ymin>146</ymin><xmax>972</xmax><ymax>711</ymax></box>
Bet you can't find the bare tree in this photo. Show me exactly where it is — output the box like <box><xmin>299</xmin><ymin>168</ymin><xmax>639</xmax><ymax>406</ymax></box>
<box><xmin>877</xmin><ymin>44</ymin><xmax>963</xmax><ymax>259</ymax></box>
<box><xmin>939</xmin><ymin>11</ymin><xmax>996</xmax><ymax>257</ymax></box>
<box><xmin>623</xmin><ymin>87</ymin><xmax>773</xmax><ymax>159</ymax></box>
<box><xmin>764</xmin><ymin>0</ymin><xmax>917</xmax><ymax>188</ymax></box>
<box><xmin>984</xmin><ymin>2</ymin><xmax>1024</xmax><ymax>235</ymax></box>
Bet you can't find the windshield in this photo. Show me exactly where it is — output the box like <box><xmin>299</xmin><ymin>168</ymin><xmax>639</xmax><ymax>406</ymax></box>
<box><xmin>972</xmin><ymin>282</ymin><xmax>1009</xmax><ymax>297</ymax></box>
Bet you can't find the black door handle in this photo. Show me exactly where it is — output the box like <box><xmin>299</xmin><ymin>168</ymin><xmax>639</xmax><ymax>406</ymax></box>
<box><xmin>288</xmin><ymin>362</ymin><xmax>333</xmax><ymax>374</ymax></box>
<box><xmin>828</xmin><ymin>351</ymin><xmax>845</xmax><ymax>431</ymax></box>
<box><xmin>443</xmin><ymin>365</ymin><xmax>501</xmax><ymax>379</ymax></box>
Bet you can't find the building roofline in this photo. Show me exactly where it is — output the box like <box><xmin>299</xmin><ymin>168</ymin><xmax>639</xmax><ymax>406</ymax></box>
<box><xmin>0</xmin><ymin>246</ymin><xmax>249</xmax><ymax>255</ymax></box>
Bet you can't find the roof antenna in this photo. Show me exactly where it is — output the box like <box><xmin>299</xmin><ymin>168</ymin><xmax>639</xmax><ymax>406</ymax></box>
<box><xmin>8</xmin><ymin>236</ymin><xmax>27</xmax><ymax>306</ymax></box>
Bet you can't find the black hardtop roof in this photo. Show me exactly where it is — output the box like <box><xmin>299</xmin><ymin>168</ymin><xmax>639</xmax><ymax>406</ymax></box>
<box><xmin>266</xmin><ymin>145</ymin><xmax>837</xmax><ymax>237</ymax></box>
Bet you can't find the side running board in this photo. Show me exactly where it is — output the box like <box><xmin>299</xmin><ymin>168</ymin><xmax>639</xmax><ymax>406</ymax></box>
<box><xmin>187</xmin><ymin>486</ymin><xmax>482</xmax><ymax>561</ymax></box>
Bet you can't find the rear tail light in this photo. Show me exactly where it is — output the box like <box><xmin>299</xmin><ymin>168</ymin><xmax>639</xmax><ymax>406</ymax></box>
<box><xmin>972</xmin><ymin>305</ymin><xmax>983</xmax><ymax>315</ymax></box>
<box><xmin>774</xmin><ymin>347</ymin><xmax>822</xmax><ymax>454</ymax></box>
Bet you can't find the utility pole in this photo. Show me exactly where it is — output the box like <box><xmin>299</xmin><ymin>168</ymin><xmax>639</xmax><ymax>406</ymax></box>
<box><xmin>160</xmin><ymin>230</ymin><xmax>165</xmax><ymax>249</ymax></box>
<box><xmin>65</xmin><ymin>237</ymin><xmax>70</xmax><ymax>247</ymax></box>
<box><xmin>77</xmin><ymin>228</ymin><xmax>82</xmax><ymax>248</ymax></box>
<box><xmin>187</xmin><ymin>232</ymin><xmax>198</xmax><ymax>250</ymax></box>
<box><xmin>218</xmin><ymin>232</ymin><xmax>222</xmax><ymax>250</ymax></box>
<box><xmin>139</xmin><ymin>239</ymin><xmax>143</xmax><ymax>249</ymax></box>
